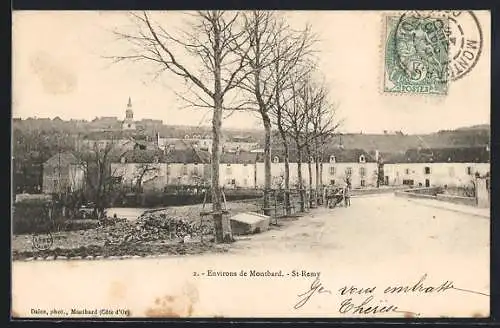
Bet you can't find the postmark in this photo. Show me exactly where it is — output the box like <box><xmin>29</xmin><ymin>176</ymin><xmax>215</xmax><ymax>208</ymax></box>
<box><xmin>383</xmin><ymin>10</ymin><xmax>483</xmax><ymax>95</ymax></box>
<box><xmin>32</xmin><ymin>232</ymin><xmax>54</xmax><ymax>251</ymax></box>
<box><xmin>439</xmin><ymin>11</ymin><xmax>483</xmax><ymax>80</ymax></box>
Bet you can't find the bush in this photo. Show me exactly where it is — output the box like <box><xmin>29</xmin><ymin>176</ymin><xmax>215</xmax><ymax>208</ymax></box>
<box><xmin>64</xmin><ymin>219</ymin><xmax>100</xmax><ymax>231</ymax></box>
<box><xmin>13</xmin><ymin>199</ymin><xmax>54</xmax><ymax>234</ymax></box>
<box><xmin>13</xmin><ymin>198</ymin><xmax>102</xmax><ymax>234</ymax></box>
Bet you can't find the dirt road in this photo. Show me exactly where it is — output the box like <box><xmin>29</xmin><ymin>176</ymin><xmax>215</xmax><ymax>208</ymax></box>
<box><xmin>12</xmin><ymin>194</ymin><xmax>490</xmax><ymax>318</ymax></box>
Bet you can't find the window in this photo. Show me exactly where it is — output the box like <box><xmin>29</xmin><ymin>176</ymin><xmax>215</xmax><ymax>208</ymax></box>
<box><xmin>330</xmin><ymin>179</ymin><xmax>335</xmax><ymax>185</ymax></box>
<box><xmin>182</xmin><ymin>164</ymin><xmax>188</xmax><ymax>175</ymax></box>
<box><xmin>404</xmin><ymin>168</ymin><xmax>410</xmax><ymax>175</ymax></box>
<box><xmin>166</xmin><ymin>165</ymin><xmax>171</xmax><ymax>175</ymax></box>
<box><xmin>127</xmin><ymin>124</ymin><xmax>131</xmax><ymax>128</ymax></box>
<box><xmin>359</xmin><ymin>167</ymin><xmax>366</xmax><ymax>177</ymax></box>
<box><xmin>231</xmin><ymin>179</ymin><xmax>236</xmax><ymax>185</ymax></box>
<box><xmin>192</xmin><ymin>166</ymin><xmax>199</xmax><ymax>176</ymax></box>
<box><xmin>359</xmin><ymin>155</ymin><xmax>366</xmax><ymax>163</ymax></box>
<box><xmin>273</xmin><ymin>156</ymin><xmax>280</xmax><ymax>163</ymax></box>
<box><xmin>329</xmin><ymin>166</ymin><xmax>336</xmax><ymax>175</ymax></box>
<box><xmin>424</xmin><ymin>166</ymin><xmax>431</xmax><ymax>175</ymax></box>
<box><xmin>329</xmin><ymin>155</ymin><xmax>336</xmax><ymax>163</ymax></box>
<box><xmin>467</xmin><ymin>166</ymin><xmax>473</xmax><ymax>175</ymax></box>
<box><xmin>243</xmin><ymin>163</ymin><xmax>248</xmax><ymax>167</ymax></box>
<box><xmin>361</xmin><ymin>179</ymin><xmax>366</xmax><ymax>187</ymax></box>
<box><xmin>448</xmin><ymin>166</ymin><xmax>455</xmax><ymax>177</ymax></box>
<box><xmin>345</xmin><ymin>167</ymin><xmax>352</xmax><ymax>175</ymax></box>
<box><xmin>243</xmin><ymin>179</ymin><xmax>248</xmax><ymax>186</ymax></box>
<box><xmin>309</xmin><ymin>156</ymin><xmax>314</xmax><ymax>163</ymax></box>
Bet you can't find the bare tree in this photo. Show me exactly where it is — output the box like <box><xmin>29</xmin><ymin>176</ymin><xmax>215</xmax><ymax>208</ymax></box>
<box><xmin>109</xmin><ymin>11</ymin><xmax>252</xmax><ymax>243</ymax></box>
<box><xmin>266</xmin><ymin>22</ymin><xmax>316</xmax><ymax>215</ymax></box>
<box><xmin>306</xmin><ymin>81</ymin><xmax>342</xmax><ymax>206</ymax></box>
<box><xmin>74</xmin><ymin>140</ymin><xmax>124</xmax><ymax>219</ymax></box>
<box><xmin>134</xmin><ymin>163</ymin><xmax>161</xmax><ymax>192</ymax></box>
<box><xmin>279</xmin><ymin>70</ymin><xmax>341</xmax><ymax>212</ymax></box>
<box><xmin>278</xmin><ymin>69</ymin><xmax>311</xmax><ymax>212</ymax></box>
<box><xmin>234</xmin><ymin>11</ymin><xmax>314</xmax><ymax>216</ymax></box>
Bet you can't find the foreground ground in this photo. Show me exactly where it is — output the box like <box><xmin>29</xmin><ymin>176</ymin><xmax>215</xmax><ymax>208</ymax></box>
<box><xmin>12</xmin><ymin>194</ymin><xmax>490</xmax><ymax>318</ymax></box>
<box><xmin>12</xmin><ymin>201</ymin><xmax>260</xmax><ymax>259</ymax></box>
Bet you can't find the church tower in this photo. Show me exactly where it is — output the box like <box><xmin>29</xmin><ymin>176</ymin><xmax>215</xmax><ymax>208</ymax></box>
<box><xmin>122</xmin><ymin>97</ymin><xmax>136</xmax><ymax>130</ymax></box>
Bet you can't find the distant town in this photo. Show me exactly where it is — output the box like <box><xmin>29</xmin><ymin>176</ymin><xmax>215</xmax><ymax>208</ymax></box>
<box><xmin>13</xmin><ymin>96</ymin><xmax>490</xmax><ymax>196</ymax></box>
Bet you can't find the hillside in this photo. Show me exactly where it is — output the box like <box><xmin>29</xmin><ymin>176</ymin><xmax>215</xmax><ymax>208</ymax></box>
<box><xmin>12</xmin><ymin>118</ymin><xmax>490</xmax><ymax>152</ymax></box>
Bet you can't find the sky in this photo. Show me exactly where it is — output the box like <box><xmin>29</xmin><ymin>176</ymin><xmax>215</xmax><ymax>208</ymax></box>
<box><xmin>12</xmin><ymin>11</ymin><xmax>491</xmax><ymax>134</ymax></box>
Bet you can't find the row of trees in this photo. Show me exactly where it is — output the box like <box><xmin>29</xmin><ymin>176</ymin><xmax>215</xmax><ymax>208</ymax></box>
<box><xmin>110</xmin><ymin>10</ymin><xmax>342</xmax><ymax>243</ymax></box>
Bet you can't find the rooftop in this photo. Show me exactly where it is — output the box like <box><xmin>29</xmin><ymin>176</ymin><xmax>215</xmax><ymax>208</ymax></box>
<box><xmin>381</xmin><ymin>146</ymin><xmax>490</xmax><ymax>164</ymax></box>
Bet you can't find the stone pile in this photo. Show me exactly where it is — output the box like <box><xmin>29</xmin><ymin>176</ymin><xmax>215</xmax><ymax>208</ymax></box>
<box><xmin>103</xmin><ymin>212</ymin><xmax>214</xmax><ymax>246</ymax></box>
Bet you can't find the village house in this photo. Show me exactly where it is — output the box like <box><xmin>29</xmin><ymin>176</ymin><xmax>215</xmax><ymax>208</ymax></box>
<box><xmin>222</xmin><ymin>135</ymin><xmax>260</xmax><ymax>153</ymax></box>
<box><xmin>319</xmin><ymin>149</ymin><xmax>379</xmax><ymax>188</ymax></box>
<box><xmin>42</xmin><ymin>152</ymin><xmax>85</xmax><ymax>194</ymax></box>
<box><xmin>156</xmin><ymin>134</ymin><xmax>194</xmax><ymax>152</ymax></box>
<box><xmin>255</xmin><ymin>148</ymin><xmax>378</xmax><ymax>189</ymax></box>
<box><xmin>110</xmin><ymin>148</ymin><xmax>211</xmax><ymax>191</ymax></box>
<box><xmin>89</xmin><ymin>116</ymin><xmax>121</xmax><ymax>130</ymax></box>
<box><xmin>382</xmin><ymin>146</ymin><xmax>490</xmax><ymax>188</ymax></box>
<box><xmin>220</xmin><ymin>151</ymin><xmax>259</xmax><ymax>189</ymax></box>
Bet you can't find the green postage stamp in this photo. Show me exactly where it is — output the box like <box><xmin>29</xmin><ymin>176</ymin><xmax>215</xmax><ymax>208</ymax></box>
<box><xmin>383</xmin><ymin>13</ymin><xmax>450</xmax><ymax>95</ymax></box>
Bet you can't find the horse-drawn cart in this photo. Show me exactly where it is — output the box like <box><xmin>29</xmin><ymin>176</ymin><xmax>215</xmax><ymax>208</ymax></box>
<box><xmin>325</xmin><ymin>187</ymin><xmax>345</xmax><ymax>208</ymax></box>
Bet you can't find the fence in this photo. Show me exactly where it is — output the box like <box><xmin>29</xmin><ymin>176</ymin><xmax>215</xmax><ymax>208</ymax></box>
<box><xmin>110</xmin><ymin>188</ymin><xmax>264</xmax><ymax>208</ymax></box>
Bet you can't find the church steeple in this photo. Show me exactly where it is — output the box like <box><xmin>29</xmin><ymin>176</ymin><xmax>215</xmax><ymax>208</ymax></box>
<box><xmin>122</xmin><ymin>96</ymin><xmax>136</xmax><ymax>130</ymax></box>
<box><xmin>125</xmin><ymin>97</ymin><xmax>133</xmax><ymax>120</ymax></box>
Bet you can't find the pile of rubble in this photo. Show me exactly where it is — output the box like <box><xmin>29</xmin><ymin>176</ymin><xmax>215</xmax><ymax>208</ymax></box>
<box><xmin>102</xmin><ymin>212</ymin><xmax>214</xmax><ymax>246</ymax></box>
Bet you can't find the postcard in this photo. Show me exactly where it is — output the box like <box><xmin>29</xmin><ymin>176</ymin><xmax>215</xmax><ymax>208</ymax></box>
<box><xmin>11</xmin><ymin>10</ymin><xmax>490</xmax><ymax>318</ymax></box>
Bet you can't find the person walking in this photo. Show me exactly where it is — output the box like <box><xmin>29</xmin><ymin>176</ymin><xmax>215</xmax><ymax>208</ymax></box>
<box><xmin>344</xmin><ymin>184</ymin><xmax>351</xmax><ymax>207</ymax></box>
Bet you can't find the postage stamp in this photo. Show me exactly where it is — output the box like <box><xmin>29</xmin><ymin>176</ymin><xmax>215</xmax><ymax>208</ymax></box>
<box><xmin>383</xmin><ymin>10</ymin><xmax>483</xmax><ymax>95</ymax></box>
<box><xmin>383</xmin><ymin>13</ymin><xmax>450</xmax><ymax>95</ymax></box>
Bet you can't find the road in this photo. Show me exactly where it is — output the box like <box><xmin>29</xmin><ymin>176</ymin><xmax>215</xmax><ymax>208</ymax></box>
<box><xmin>12</xmin><ymin>194</ymin><xmax>490</xmax><ymax>318</ymax></box>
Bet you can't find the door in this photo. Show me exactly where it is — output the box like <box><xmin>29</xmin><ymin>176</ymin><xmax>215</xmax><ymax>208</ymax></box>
<box><xmin>384</xmin><ymin>176</ymin><xmax>389</xmax><ymax>185</ymax></box>
<box><xmin>425</xmin><ymin>179</ymin><xmax>430</xmax><ymax>187</ymax></box>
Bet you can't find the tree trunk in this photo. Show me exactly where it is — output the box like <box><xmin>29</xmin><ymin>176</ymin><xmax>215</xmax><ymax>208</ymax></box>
<box><xmin>320</xmin><ymin>160</ymin><xmax>323</xmax><ymax>186</ymax></box>
<box><xmin>315</xmin><ymin>149</ymin><xmax>321</xmax><ymax>205</ymax></box>
<box><xmin>377</xmin><ymin>163</ymin><xmax>382</xmax><ymax>188</ymax></box>
<box><xmin>211</xmin><ymin>95</ymin><xmax>232</xmax><ymax>243</ymax></box>
<box><xmin>275</xmin><ymin>81</ymin><xmax>290</xmax><ymax>215</ymax></box>
<box><xmin>306</xmin><ymin>144</ymin><xmax>314</xmax><ymax>207</ymax></box>
<box><xmin>297</xmin><ymin>146</ymin><xmax>305</xmax><ymax>212</ymax></box>
<box><xmin>277</xmin><ymin>126</ymin><xmax>291</xmax><ymax>215</ymax></box>
<box><xmin>263</xmin><ymin>114</ymin><xmax>272</xmax><ymax>216</ymax></box>
<box><xmin>212</xmin><ymin>27</ymin><xmax>233</xmax><ymax>243</ymax></box>
<box><xmin>283</xmin><ymin>142</ymin><xmax>291</xmax><ymax>216</ymax></box>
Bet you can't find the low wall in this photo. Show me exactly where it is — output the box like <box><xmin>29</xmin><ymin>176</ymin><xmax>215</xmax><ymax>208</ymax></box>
<box><xmin>402</xmin><ymin>187</ymin><xmax>442</xmax><ymax>196</ymax></box>
<box><xmin>350</xmin><ymin>186</ymin><xmax>409</xmax><ymax>196</ymax></box>
<box><xmin>436</xmin><ymin>194</ymin><xmax>477</xmax><ymax>207</ymax></box>
<box><xmin>394</xmin><ymin>190</ymin><xmax>437</xmax><ymax>200</ymax></box>
<box><xmin>395</xmin><ymin>188</ymin><xmax>477</xmax><ymax>207</ymax></box>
